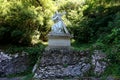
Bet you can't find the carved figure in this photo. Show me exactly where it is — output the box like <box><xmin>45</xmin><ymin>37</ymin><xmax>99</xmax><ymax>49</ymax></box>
<box><xmin>51</xmin><ymin>11</ymin><xmax>69</xmax><ymax>34</ymax></box>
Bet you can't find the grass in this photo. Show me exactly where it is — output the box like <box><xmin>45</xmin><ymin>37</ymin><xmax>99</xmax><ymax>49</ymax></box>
<box><xmin>101</xmin><ymin>63</ymin><xmax>120</xmax><ymax>80</ymax></box>
<box><xmin>1</xmin><ymin>42</ymin><xmax>46</xmax><ymax>54</ymax></box>
<box><xmin>6</xmin><ymin>68</ymin><xmax>32</xmax><ymax>78</ymax></box>
<box><xmin>22</xmin><ymin>73</ymin><xmax>34</xmax><ymax>80</ymax></box>
<box><xmin>71</xmin><ymin>40</ymin><xmax>93</xmax><ymax>51</ymax></box>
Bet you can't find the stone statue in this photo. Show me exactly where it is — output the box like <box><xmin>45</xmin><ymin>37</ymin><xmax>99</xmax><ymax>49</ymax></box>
<box><xmin>51</xmin><ymin>11</ymin><xmax>69</xmax><ymax>34</ymax></box>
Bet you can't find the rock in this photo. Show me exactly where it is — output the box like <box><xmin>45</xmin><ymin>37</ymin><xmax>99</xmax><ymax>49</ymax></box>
<box><xmin>81</xmin><ymin>63</ymin><xmax>91</xmax><ymax>73</ymax></box>
<box><xmin>34</xmin><ymin>64</ymin><xmax>86</xmax><ymax>79</ymax></box>
<box><xmin>33</xmin><ymin>49</ymin><xmax>108</xmax><ymax>79</ymax></box>
<box><xmin>92</xmin><ymin>50</ymin><xmax>108</xmax><ymax>75</ymax></box>
<box><xmin>0</xmin><ymin>51</ymin><xmax>30</xmax><ymax>77</ymax></box>
<box><xmin>33</xmin><ymin>49</ymin><xmax>91</xmax><ymax>79</ymax></box>
<box><xmin>0</xmin><ymin>52</ymin><xmax>12</xmax><ymax>62</ymax></box>
<box><xmin>106</xmin><ymin>76</ymin><xmax>115</xmax><ymax>80</ymax></box>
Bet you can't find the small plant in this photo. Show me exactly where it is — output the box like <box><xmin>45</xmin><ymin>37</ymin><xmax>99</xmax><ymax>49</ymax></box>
<box><xmin>22</xmin><ymin>73</ymin><xmax>34</xmax><ymax>80</ymax></box>
<box><xmin>63</xmin><ymin>64</ymin><xmax>68</xmax><ymax>68</ymax></box>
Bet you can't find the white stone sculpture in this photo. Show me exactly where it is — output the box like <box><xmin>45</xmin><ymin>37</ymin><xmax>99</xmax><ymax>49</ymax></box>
<box><xmin>51</xmin><ymin>11</ymin><xmax>69</xmax><ymax>34</ymax></box>
<box><xmin>47</xmin><ymin>11</ymin><xmax>72</xmax><ymax>49</ymax></box>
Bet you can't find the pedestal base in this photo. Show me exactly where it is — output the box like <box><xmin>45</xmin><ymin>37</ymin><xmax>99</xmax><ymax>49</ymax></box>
<box><xmin>48</xmin><ymin>33</ymin><xmax>72</xmax><ymax>49</ymax></box>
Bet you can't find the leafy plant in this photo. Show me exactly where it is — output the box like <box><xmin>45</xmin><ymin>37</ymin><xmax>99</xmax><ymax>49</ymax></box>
<box><xmin>0</xmin><ymin>0</ymin><xmax>56</xmax><ymax>45</ymax></box>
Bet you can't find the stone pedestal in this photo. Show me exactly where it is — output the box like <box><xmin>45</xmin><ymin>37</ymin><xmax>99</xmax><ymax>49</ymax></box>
<box><xmin>46</xmin><ymin>33</ymin><xmax>72</xmax><ymax>49</ymax></box>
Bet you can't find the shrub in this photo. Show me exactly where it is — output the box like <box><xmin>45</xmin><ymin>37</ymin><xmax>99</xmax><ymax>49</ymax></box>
<box><xmin>0</xmin><ymin>0</ymin><xmax>55</xmax><ymax>45</ymax></box>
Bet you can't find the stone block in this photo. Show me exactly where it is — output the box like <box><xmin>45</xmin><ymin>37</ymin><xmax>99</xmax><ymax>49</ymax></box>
<box><xmin>47</xmin><ymin>33</ymin><xmax>72</xmax><ymax>49</ymax></box>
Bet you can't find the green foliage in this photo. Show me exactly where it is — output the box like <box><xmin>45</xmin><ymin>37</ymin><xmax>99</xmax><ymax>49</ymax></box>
<box><xmin>0</xmin><ymin>1</ymin><xmax>35</xmax><ymax>45</ymax></box>
<box><xmin>90</xmin><ymin>42</ymin><xmax>106</xmax><ymax>51</ymax></box>
<box><xmin>100</xmin><ymin>12</ymin><xmax>120</xmax><ymax>44</ymax></box>
<box><xmin>0</xmin><ymin>0</ymin><xmax>119</xmax><ymax>45</ymax></box>
<box><xmin>0</xmin><ymin>26</ymin><xmax>8</xmax><ymax>39</ymax></box>
<box><xmin>0</xmin><ymin>0</ymin><xmax>55</xmax><ymax>45</ymax></box>
<box><xmin>5</xmin><ymin>43</ymin><xmax>45</xmax><ymax>54</ymax></box>
<box><xmin>72</xmin><ymin>40</ymin><xmax>92</xmax><ymax>51</ymax></box>
<box><xmin>56</xmin><ymin>0</ymin><xmax>120</xmax><ymax>43</ymax></box>
<box><xmin>106</xmin><ymin>45</ymin><xmax>120</xmax><ymax>64</ymax></box>
<box><xmin>69</xmin><ymin>0</ymin><xmax>120</xmax><ymax>43</ymax></box>
<box><xmin>22</xmin><ymin>73</ymin><xmax>34</xmax><ymax>80</ymax></box>
<box><xmin>57</xmin><ymin>0</ymin><xmax>91</xmax><ymax>43</ymax></box>
<box><xmin>102</xmin><ymin>63</ymin><xmax>120</xmax><ymax>79</ymax></box>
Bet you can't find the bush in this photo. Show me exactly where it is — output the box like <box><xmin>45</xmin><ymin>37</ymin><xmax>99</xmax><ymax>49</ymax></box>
<box><xmin>102</xmin><ymin>12</ymin><xmax>120</xmax><ymax>44</ymax></box>
<box><xmin>0</xmin><ymin>0</ymin><xmax>55</xmax><ymax>45</ymax></box>
<box><xmin>57</xmin><ymin>0</ymin><xmax>120</xmax><ymax>43</ymax></box>
<box><xmin>0</xmin><ymin>0</ymin><xmax>120</xmax><ymax>45</ymax></box>
<box><xmin>57</xmin><ymin>0</ymin><xmax>91</xmax><ymax>43</ymax></box>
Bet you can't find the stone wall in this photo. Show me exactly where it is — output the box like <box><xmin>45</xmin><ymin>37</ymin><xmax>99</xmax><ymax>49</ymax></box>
<box><xmin>0</xmin><ymin>51</ymin><xmax>30</xmax><ymax>77</ymax></box>
<box><xmin>0</xmin><ymin>48</ymin><xmax>108</xmax><ymax>79</ymax></box>
<box><xmin>33</xmin><ymin>49</ymin><xmax>108</xmax><ymax>79</ymax></box>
